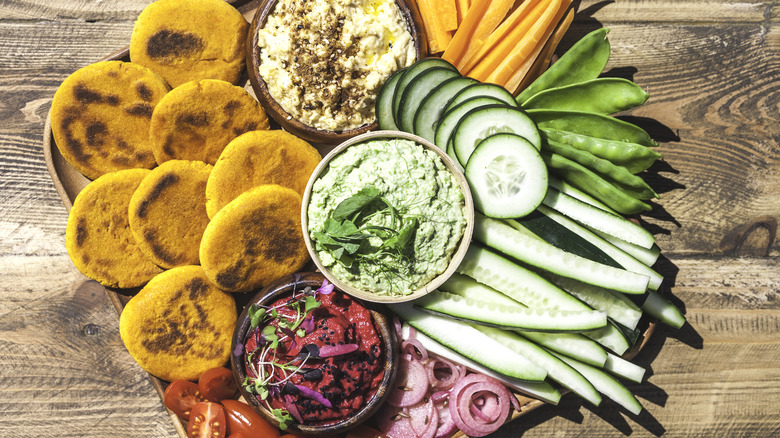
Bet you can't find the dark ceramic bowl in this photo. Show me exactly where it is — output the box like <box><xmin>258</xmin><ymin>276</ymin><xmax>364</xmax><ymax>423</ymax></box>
<box><xmin>230</xmin><ymin>272</ymin><xmax>398</xmax><ymax>435</ymax></box>
<box><xmin>246</xmin><ymin>0</ymin><xmax>427</xmax><ymax>144</ymax></box>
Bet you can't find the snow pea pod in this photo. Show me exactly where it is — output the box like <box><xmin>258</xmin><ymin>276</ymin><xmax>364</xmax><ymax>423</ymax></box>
<box><xmin>528</xmin><ymin>109</ymin><xmax>658</xmax><ymax>147</ymax></box>
<box><xmin>521</xmin><ymin>78</ymin><xmax>649</xmax><ymax>114</ymax></box>
<box><xmin>516</xmin><ymin>28</ymin><xmax>611</xmax><ymax>105</ymax></box>
<box><xmin>542</xmin><ymin>152</ymin><xmax>652</xmax><ymax>214</ymax></box>
<box><xmin>542</xmin><ymin>129</ymin><xmax>662</xmax><ymax>174</ymax></box>
<box><xmin>543</xmin><ymin>139</ymin><xmax>658</xmax><ymax>199</ymax></box>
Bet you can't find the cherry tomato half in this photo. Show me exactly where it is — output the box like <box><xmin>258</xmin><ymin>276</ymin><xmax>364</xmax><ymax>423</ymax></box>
<box><xmin>198</xmin><ymin>367</ymin><xmax>238</xmax><ymax>402</ymax></box>
<box><xmin>221</xmin><ymin>399</ymin><xmax>280</xmax><ymax>438</ymax></box>
<box><xmin>164</xmin><ymin>380</ymin><xmax>206</xmax><ymax>420</ymax></box>
<box><xmin>188</xmin><ymin>402</ymin><xmax>227</xmax><ymax>438</ymax></box>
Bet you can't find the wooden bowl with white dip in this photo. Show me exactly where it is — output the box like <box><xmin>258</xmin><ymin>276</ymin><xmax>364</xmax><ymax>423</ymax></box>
<box><xmin>301</xmin><ymin>131</ymin><xmax>475</xmax><ymax>304</ymax></box>
<box><xmin>246</xmin><ymin>0</ymin><xmax>427</xmax><ymax>144</ymax></box>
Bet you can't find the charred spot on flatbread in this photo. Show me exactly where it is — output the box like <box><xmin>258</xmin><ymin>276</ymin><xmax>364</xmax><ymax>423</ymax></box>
<box><xmin>51</xmin><ymin>61</ymin><xmax>170</xmax><ymax>180</ymax></box>
<box><xmin>200</xmin><ymin>184</ymin><xmax>309</xmax><ymax>293</ymax></box>
<box><xmin>149</xmin><ymin>79</ymin><xmax>269</xmax><ymax>165</ymax></box>
<box><xmin>205</xmin><ymin>130</ymin><xmax>321</xmax><ymax>218</ymax></box>
<box><xmin>119</xmin><ymin>266</ymin><xmax>237</xmax><ymax>381</ymax></box>
<box><xmin>128</xmin><ymin>160</ymin><xmax>212</xmax><ymax>269</ymax></box>
<box><xmin>65</xmin><ymin>168</ymin><xmax>163</xmax><ymax>288</ymax></box>
<box><xmin>129</xmin><ymin>0</ymin><xmax>248</xmax><ymax>87</ymax></box>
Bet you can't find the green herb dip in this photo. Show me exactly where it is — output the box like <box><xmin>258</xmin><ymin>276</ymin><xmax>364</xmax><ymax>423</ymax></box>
<box><xmin>308</xmin><ymin>138</ymin><xmax>467</xmax><ymax>295</ymax></box>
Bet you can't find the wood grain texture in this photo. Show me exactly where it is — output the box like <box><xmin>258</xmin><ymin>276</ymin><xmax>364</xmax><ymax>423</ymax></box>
<box><xmin>0</xmin><ymin>0</ymin><xmax>778</xmax><ymax>436</ymax></box>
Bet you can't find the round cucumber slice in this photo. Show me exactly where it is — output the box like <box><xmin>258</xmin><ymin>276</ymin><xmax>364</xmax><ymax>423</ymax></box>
<box><xmin>452</xmin><ymin>105</ymin><xmax>541</xmax><ymax>166</ymax></box>
<box><xmin>444</xmin><ymin>82</ymin><xmax>518</xmax><ymax>114</ymax></box>
<box><xmin>434</xmin><ymin>97</ymin><xmax>507</xmax><ymax>158</ymax></box>
<box><xmin>465</xmin><ymin>133</ymin><xmax>548</xmax><ymax>218</ymax></box>
<box><xmin>376</xmin><ymin>67</ymin><xmax>408</xmax><ymax>130</ymax></box>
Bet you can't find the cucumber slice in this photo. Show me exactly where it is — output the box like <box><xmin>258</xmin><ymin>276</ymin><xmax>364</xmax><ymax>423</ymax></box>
<box><xmin>537</xmin><ymin>204</ymin><xmax>663</xmax><ymax>291</ymax></box>
<box><xmin>397</xmin><ymin>67</ymin><xmax>461</xmax><ymax>132</ymax></box>
<box><xmin>457</xmin><ymin>244</ymin><xmax>590</xmax><ymax>311</ymax></box>
<box><xmin>542</xmin><ymin>273</ymin><xmax>643</xmax><ymax>330</ymax></box>
<box><xmin>439</xmin><ymin>273</ymin><xmax>609</xmax><ymax>367</ymax></box>
<box><xmin>588</xmin><ymin>226</ymin><xmax>662</xmax><ymax>267</ymax></box>
<box><xmin>583</xmin><ymin>322</ymin><xmax>631</xmax><ymax>356</ymax></box>
<box><xmin>413</xmin><ymin>76</ymin><xmax>478</xmax><ymax>143</ymax></box>
<box><xmin>548</xmin><ymin>175</ymin><xmax>615</xmax><ymax>213</ymax></box>
<box><xmin>642</xmin><ymin>289</ymin><xmax>686</xmax><ymax>328</ymax></box>
<box><xmin>465</xmin><ymin>134</ymin><xmax>548</xmax><ymax>218</ymax></box>
<box><xmin>549</xmin><ymin>350</ymin><xmax>644</xmax><ymax>415</ymax></box>
<box><xmin>392</xmin><ymin>58</ymin><xmax>458</xmax><ymax>126</ymax></box>
<box><xmin>543</xmin><ymin>188</ymin><xmax>656</xmax><ymax>249</ymax></box>
<box><xmin>473</xmin><ymin>213</ymin><xmax>650</xmax><ymax>294</ymax></box>
<box><xmin>604</xmin><ymin>353</ymin><xmax>646</xmax><ymax>383</ymax></box>
<box><xmin>452</xmin><ymin>106</ymin><xmax>542</xmax><ymax>166</ymax></box>
<box><xmin>477</xmin><ymin>326</ymin><xmax>603</xmax><ymax>406</ymax></box>
<box><xmin>416</xmin><ymin>290</ymin><xmax>607</xmax><ymax>332</ymax></box>
<box><xmin>434</xmin><ymin>97</ymin><xmax>507</xmax><ymax>154</ymax></box>
<box><xmin>389</xmin><ymin>302</ymin><xmax>548</xmax><ymax>381</ymax></box>
<box><xmin>401</xmin><ymin>325</ymin><xmax>562</xmax><ymax>404</ymax></box>
<box><xmin>376</xmin><ymin>67</ymin><xmax>408</xmax><ymax>130</ymax></box>
<box><xmin>444</xmin><ymin>82</ymin><xmax>518</xmax><ymax>114</ymax></box>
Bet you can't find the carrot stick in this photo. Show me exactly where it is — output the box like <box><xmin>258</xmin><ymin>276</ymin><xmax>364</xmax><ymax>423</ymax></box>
<box><xmin>461</xmin><ymin>0</ymin><xmax>546</xmax><ymax>76</ymax></box>
<box><xmin>437</xmin><ymin>0</ymin><xmax>458</xmax><ymax>32</ymax></box>
<box><xmin>487</xmin><ymin>0</ymin><xmax>567</xmax><ymax>85</ymax></box>
<box><xmin>441</xmin><ymin>0</ymin><xmax>514</xmax><ymax>70</ymax></box>
<box><xmin>514</xmin><ymin>7</ymin><xmax>574</xmax><ymax>94</ymax></box>
<box><xmin>417</xmin><ymin>0</ymin><xmax>454</xmax><ymax>53</ymax></box>
<box><xmin>455</xmin><ymin>0</ymin><xmax>471</xmax><ymax>24</ymax></box>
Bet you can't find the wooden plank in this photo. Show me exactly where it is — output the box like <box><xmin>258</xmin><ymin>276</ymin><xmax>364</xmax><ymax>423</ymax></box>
<box><xmin>577</xmin><ymin>0</ymin><xmax>773</xmax><ymax>23</ymax></box>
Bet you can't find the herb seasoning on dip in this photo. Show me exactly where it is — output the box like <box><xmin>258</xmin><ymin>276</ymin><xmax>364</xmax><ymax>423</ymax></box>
<box><xmin>240</xmin><ymin>280</ymin><xmax>386</xmax><ymax>429</ymax></box>
<box><xmin>307</xmin><ymin>138</ymin><xmax>468</xmax><ymax>295</ymax></box>
<box><xmin>256</xmin><ymin>0</ymin><xmax>415</xmax><ymax>131</ymax></box>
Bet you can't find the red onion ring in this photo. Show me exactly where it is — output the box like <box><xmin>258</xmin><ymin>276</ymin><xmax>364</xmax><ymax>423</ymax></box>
<box><xmin>402</xmin><ymin>338</ymin><xmax>429</xmax><ymax>362</ymax></box>
<box><xmin>433</xmin><ymin>395</ymin><xmax>457</xmax><ymax>438</ymax></box>
<box><xmin>376</xmin><ymin>403</ymin><xmax>417</xmax><ymax>438</ymax></box>
<box><xmin>408</xmin><ymin>398</ymin><xmax>438</xmax><ymax>438</ymax></box>
<box><xmin>425</xmin><ymin>357</ymin><xmax>462</xmax><ymax>391</ymax></box>
<box><xmin>448</xmin><ymin>375</ymin><xmax>512</xmax><ymax>437</ymax></box>
<box><xmin>387</xmin><ymin>356</ymin><xmax>429</xmax><ymax>407</ymax></box>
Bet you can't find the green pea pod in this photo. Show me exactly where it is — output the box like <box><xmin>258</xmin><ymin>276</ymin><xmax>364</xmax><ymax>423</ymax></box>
<box><xmin>528</xmin><ymin>109</ymin><xmax>658</xmax><ymax>147</ymax></box>
<box><xmin>543</xmin><ymin>129</ymin><xmax>662</xmax><ymax>174</ymax></box>
<box><xmin>543</xmin><ymin>139</ymin><xmax>659</xmax><ymax>199</ymax></box>
<box><xmin>521</xmin><ymin>78</ymin><xmax>649</xmax><ymax>114</ymax></box>
<box><xmin>542</xmin><ymin>152</ymin><xmax>652</xmax><ymax>214</ymax></box>
<box><xmin>517</xmin><ymin>28</ymin><xmax>611</xmax><ymax>105</ymax></box>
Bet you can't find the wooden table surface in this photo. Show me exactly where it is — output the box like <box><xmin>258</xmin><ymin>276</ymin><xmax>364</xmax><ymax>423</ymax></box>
<box><xmin>2</xmin><ymin>0</ymin><xmax>779</xmax><ymax>436</ymax></box>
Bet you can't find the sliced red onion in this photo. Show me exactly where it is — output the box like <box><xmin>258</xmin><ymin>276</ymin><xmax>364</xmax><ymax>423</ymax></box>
<box><xmin>318</xmin><ymin>343</ymin><xmax>358</xmax><ymax>357</ymax></box>
<box><xmin>433</xmin><ymin>396</ymin><xmax>457</xmax><ymax>438</ymax></box>
<box><xmin>387</xmin><ymin>357</ymin><xmax>429</xmax><ymax>407</ymax></box>
<box><xmin>376</xmin><ymin>403</ymin><xmax>417</xmax><ymax>438</ymax></box>
<box><xmin>408</xmin><ymin>398</ymin><xmax>438</xmax><ymax>438</ymax></box>
<box><xmin>448</xmin><ymin>375</ymin><xmax>512</xmax><ymax>437</ymax></box>
<box><xmin>392</xmin><ymin>316</ymin><xmax>403</xmax><ymax>340</ymax></box>
<box><xmin>425</xmin><ymin>357</ymin><xmax>461</xmax><ymax>391</ymax></box>
<box><xmin>283</xmin><ymin>395</ymin><xmax>304</xmax><ymax>424</ymax></box>
<box><xmin>429</xmin><ymin>390</ymin><xmax>450</xmax><ymax>403</ymax></box>
<box><xmin>402</xmin><ymin>338</ymin><xmax>428</xmax><ymax>362</ymax></box>
<box><xmin>294</xmin><ymin>384</ymin><xmax>332</xmax><ymax>408</ymax></box>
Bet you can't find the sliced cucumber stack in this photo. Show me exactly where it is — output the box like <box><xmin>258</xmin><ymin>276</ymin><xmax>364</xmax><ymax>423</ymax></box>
<box><xmin>413</xmin><ymin>76</ymin><xmax>478</xmax><ymax>143</ymax></box>
<box><xmin>465</xmin><ymin>134</ymin><xmax>547</xmax><ymax>218</ymax></box>
<box><xmin>392</xmin><ymin>58</ymin><xmax>458</xmax><ymax>126</ymax></box>
<box><xmin>453</xmin><ymin>105</ymin><xmax>542</xmax><ymax>166</ymax></box>
<box><xmin>397</xmin><ymin>67</ymin><xmax>461</xmax><ymax>132</ymax></box>
<box><xmin>444</xmin><ymin>82</ymin><xmax>518</xmax><ymax>113</ymax></box>
<box><xmin>375</xmin><ymin>67</ymin><xmax>407</xmax><ymax>130</ymax></box>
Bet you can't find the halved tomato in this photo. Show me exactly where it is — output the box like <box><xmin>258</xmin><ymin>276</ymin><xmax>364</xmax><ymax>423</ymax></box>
<box><xmin>198</xmin><ymin>367</ymin><xmax>238</xmax><ymax>402</ymax></box>
<box><xmin>221</xmin><ymin>399</ymin><xmax>280</xmax><ymax>438</ymax></box>
<box><xmin>188</xmin><ymin>402</ymin><xmax>227</xmax><ymax>438</ymax></box>
<box><xmin>164</xmin><ymin>380</ymin><xmax>206</xmax><ymax>420</ymax></box>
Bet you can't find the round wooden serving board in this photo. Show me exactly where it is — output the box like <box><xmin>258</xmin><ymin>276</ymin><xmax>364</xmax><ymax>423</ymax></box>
<box><xmin>41</xmin><ymin>1</ymin><xmax>657</xmax><ymax>436</ymax></box>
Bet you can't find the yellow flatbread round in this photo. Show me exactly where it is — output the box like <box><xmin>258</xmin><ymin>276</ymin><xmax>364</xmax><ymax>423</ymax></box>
<box><xmin>205</xmin><ymin>130</ymin><xmax>321</xmax><ymax>218</ymax></box>
<box><xmin>200</xmin><ymin>184</ymin><xmax>309</xmax><ymax>292</ymax></box>
<box><xmin>119</xmin><ymin>265</ymin><xmax>237</xmax><ymax>381</ymax></box>
<box><xmin>128</xmin><ymin>160</ymin><xmax>212</xmax><ymax>269</ymax></box>
<box><xmin>129</xmin><ymin>0</ymin><xmax>248</xmax><ymax>87</ymax></box>
<box><xmin>66</xmin><ymin>169</ymin><xmax>163</xmax><ymax>288</ymax></box>
<box><xmin>51</xmin><ymin>60</ymin><xmax>169</xmax><ymax>180</ymax></box>
<box><xmin>150</xmin><ymin>79</ymin><xmax>270</xmax><ymax>165</ymax></box>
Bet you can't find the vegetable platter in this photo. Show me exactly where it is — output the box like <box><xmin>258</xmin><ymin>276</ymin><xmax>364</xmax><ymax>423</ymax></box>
<box><xmin>40</xmin><ymin>0</ymin><xmax>684</xmax><ymax>437</ymax></box>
